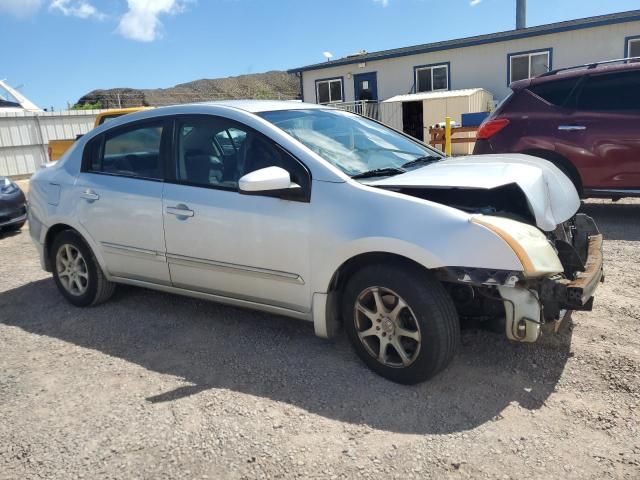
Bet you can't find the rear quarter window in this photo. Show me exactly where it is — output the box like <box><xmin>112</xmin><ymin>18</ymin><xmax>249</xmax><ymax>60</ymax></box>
<box><xmin>527</xmin><ymin>77</ymin><xmax>580</xmax><ymax>106</ymax></box>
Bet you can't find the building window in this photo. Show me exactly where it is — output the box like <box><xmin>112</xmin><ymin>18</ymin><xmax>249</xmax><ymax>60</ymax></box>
<box><xmin>627</xmin><ymin>37</ymin><xmax>640</xmax><ymax>62</ymax></box>
<box><xmin>316</xmin><ymin>78</ymin><xmax>343</xmax><ymax>104</ymax></box>
<box><xmin>415</xmin><ymin>64</ymin><xmax>449</xmax><ymax>92</ymax></box>
<box><xmin>508</xmin><ymin>49</ymin><xmax>551</xmax><ymax>83</ymax></box>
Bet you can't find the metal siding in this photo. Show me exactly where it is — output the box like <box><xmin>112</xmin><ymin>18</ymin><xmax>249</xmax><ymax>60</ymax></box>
<box><xmin>0</xmin><ymin>110</ymin><xmax>100</xmax><ymax>177</ymax></box>
<box><xmin>301</xmin><ymin>21</ymin><xmax>640</xmax><ymax>104</ymax></box>
<box><xmin>290</xmin><ymin>10</ymin><xmax>640</xmax><ymax>73</ymax></box>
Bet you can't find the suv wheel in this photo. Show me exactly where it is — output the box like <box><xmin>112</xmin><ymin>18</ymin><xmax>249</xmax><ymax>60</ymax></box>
<box><xmin>342</xmin><ymin>263</ymin><xmax>460</xmax><ymax>384</ymax></box>
<box><xmin>51</xmin><ymin>230</ymin><xmax>115</xmax><ymax>307</ymax></box>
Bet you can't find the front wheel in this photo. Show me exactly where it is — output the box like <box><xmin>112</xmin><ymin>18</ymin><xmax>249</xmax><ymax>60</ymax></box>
<box><xmin>342</xmin><ymin>263</ymin><xmax>460</xmax><ymax>384</ymax></box>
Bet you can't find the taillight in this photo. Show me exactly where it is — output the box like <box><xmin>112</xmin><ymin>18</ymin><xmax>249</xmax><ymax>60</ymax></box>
<box><xmin>48</xmin><ymin>146</ymin><xmax>52</xmax><ymax>161</ymax></box>
<box><xmin>477</xmin><ymin>118</ymin><xmax>510</xmax><ymax>140</ymax></box>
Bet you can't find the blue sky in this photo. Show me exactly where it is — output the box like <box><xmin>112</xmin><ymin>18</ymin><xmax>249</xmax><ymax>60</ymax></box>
<box><xmin>1</xmin><ymin>0</ymin><xmax>638</xmax><ymax>109</ymax></box>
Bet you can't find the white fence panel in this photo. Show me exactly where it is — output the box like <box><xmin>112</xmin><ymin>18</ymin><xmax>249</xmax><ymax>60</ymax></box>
<box><xmin>0</xmin><ymin>110</ymin><xmax>101</xmax><ymax>177</ymax></box>
<box><xmin>0</xmin><ymin>145</ymin><xmax>42</xmax><ymax>177</ymax></box>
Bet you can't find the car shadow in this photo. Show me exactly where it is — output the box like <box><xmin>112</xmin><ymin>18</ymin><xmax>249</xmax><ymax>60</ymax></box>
<box><xmin>581</xmin><ymin>201</ymin><xmax>640</xmax><ymax>241</ymax></box>
<box><xmin>0</xmin><ymin>278</ymin><xmax>572</xmax><ymax>435</ymax></box>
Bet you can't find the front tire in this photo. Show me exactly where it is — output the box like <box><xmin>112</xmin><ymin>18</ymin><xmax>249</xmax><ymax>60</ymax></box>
<box><xmin>342</xmin><ymin>263</ymin><xmax>460</xmax><ymax>384</ymax></box>
<box><xmin>51</xmin><ymin>230</ymin><xmax>115</xmax><ymax>307</ymax></box>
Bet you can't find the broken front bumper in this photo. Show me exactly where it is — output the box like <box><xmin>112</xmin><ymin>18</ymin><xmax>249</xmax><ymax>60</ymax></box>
<box><xmin>500</xmin><ymin>232</ymin><xmax>604</xmax><ymax>343</ymax></box>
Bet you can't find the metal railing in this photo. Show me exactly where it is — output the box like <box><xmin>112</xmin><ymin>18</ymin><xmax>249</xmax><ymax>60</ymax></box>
<box><xmin>329</xmin><ymin>100</ymin><xmax>380</xmax><ymax>120</ymax></box>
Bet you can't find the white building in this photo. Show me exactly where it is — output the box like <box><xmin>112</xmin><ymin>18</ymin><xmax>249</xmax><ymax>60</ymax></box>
<box><xmin>288</xmin><ymin>9</ymin><xmax>640</xmax><ymax>106</ymax></box>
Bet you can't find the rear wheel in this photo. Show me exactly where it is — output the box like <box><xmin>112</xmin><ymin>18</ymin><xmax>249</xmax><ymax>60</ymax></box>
<box><xmin>342</xmin><ymin>263</ymin><xmax>460</xmax><ymax>384</ymax></box>
<box><xmin>51</xmin><ymin>230</ymin><xmax>115</xmax><ymax>307</ymax></box>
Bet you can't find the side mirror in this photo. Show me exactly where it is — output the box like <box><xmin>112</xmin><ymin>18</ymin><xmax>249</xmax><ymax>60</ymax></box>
<box><xmin>239</xmin><ymin>166</ymin><xmax>299</xmax><ymax>193</ymax></box>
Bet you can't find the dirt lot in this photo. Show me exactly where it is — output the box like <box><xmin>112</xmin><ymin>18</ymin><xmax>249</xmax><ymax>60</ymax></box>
<box><xmin>1</xmin><ymin>199</ymin><xmax>638</xmax><ymax>479</ymax></box>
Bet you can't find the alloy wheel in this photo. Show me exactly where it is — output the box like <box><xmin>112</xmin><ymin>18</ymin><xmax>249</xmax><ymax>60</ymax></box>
<box><xmin>353</xmin><ymin>286</ymin><xmax>422</xmax><ymax>368</ymax></box>
<box><xmin>55</xmin><ymin>244</ymin><xmax>89</xmax><ymax>296</ymax></box>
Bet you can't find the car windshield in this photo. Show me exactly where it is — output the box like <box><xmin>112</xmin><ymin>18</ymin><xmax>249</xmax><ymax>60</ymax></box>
<box><xmin>258</xmin><ymin>109</ymin><xmax>442</xmax><ymax>177</ymax></box>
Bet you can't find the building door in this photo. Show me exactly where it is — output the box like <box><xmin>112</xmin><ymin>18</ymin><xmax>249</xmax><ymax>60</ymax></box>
<box><xmin>402</xmin><ymin>101</ymin><xmax>424</xmax><ymax>141</ymax></box>
<box><xmin>353</xmin><ymin>72</ymin><xmax>378</xmax><ymax>101</ymax></box>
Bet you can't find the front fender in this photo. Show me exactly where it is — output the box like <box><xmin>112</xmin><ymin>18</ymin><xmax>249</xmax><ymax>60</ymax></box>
<box><xmin>309</xmin><ymin>180</ymin><xmax>526</xmax><ymax>296</ymax></box>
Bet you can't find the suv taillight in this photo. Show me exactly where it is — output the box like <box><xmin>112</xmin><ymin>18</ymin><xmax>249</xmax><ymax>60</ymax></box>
<box><xmin>477</xmin><ymin>118</ymin><xmax>510</xmax><ymax>140</ymax></box>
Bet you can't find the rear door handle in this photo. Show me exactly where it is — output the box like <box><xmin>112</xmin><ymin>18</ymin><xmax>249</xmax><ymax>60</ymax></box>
<box><xmin>166</xmin><ymin>205</ymin><xmax>194</xmax><ymax>218</ymax></box>
<box><xmin>80</xmin><ymin>190</ymin><xmax>100</xmax><ymax>202</ymax></box>
<box><xmin>558</xmin><ymin>125</ymin><xmax>586</xmax><ymax>131</ymax></box>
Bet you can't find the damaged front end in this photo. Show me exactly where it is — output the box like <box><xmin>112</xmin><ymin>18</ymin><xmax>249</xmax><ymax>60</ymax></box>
<box><xmin>369</xmin><ymin>154</ymin><xmax>602</xmax><ymax>342</ymax></box>
<box><xmin>436</xmin><ymin>214</ymin><xmax>604</xmax><ymax>343</ymax></box>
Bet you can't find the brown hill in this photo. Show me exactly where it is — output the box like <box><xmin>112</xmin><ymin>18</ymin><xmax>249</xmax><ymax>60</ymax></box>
<box><xmin>76</xmin><ymin>71</ymin><xmax>300</xmax><ymax>108</ymax></box>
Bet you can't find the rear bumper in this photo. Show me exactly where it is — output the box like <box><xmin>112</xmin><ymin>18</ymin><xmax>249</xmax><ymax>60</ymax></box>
<box><xmin>27</xmin><ymin>208</ymin><xmax>49</xmax><ymax>271</ymax></box>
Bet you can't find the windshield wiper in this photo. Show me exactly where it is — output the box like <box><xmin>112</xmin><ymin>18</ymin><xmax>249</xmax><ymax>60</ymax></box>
<box><xmin>351</xmin><ymin>167</ymin><xmax>406</xmax><ymax>179</ymax></box>
<box><xmin>401</xmin><ymin>155</ymin><xmax>442</xmax><ymax>170</ymax></box>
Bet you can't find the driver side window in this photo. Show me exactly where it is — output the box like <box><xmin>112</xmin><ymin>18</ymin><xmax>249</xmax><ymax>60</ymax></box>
<box><xmin>175</xmin><ymin>116</ymin><xmax>311</xmax><ymax>199</ymax></box>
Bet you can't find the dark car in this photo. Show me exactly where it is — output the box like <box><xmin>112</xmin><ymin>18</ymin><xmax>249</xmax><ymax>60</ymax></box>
<box><xmin>0</xmin><ymin>176</ymin><xmax>27</xmax><ymax>232</ymax></box>
<box><xmin>473</xmin><ymin>59</ymin><xmax>640</xmax><ymax>198</ymax></box>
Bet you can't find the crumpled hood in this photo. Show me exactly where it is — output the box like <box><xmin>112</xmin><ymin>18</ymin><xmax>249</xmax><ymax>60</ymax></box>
<box><xmin>368</xmin><ymin>154</ymin><xmax>580</xmax><ymax>231</ymax></box>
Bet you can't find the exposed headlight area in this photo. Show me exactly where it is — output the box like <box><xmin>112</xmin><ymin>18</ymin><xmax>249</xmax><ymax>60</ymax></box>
<box><xmin>471</xmin><ymin>215</ymin><xmax>564</xmax><ymax>277</ymax></box>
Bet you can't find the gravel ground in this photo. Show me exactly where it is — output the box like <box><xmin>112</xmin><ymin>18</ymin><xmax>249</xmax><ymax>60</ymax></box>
<box><xmin>1</xmin><ymin>199</ymin><xmax>639</xmax><ymax>479</ymax></box>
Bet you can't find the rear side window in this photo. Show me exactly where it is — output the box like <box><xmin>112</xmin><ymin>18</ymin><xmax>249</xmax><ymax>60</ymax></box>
<box><xmin>528</xmin><ymin>77</ymin><xmax>579</xmax><ymax>106</ymax></box>
<box><xmin>87</xmin><ymin>122</ymin><xmax>165</xmax><ymax>179</ymax></box>
<box><xmin>576</xmin><ymin>71</ymin><xmax>640</xmax><ymax>111</ymax></box>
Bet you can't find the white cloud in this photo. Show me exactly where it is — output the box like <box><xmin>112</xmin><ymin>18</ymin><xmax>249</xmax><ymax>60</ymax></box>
<box><xmin>50</xmin><ymin>0</ymin><xmax>105</xmax><ymax>19</ymax></box>
<box><xmin>374</xmin><ymin>0</ymin><xmax>390</xmax><ymax>6</ymax></box>
<box><xmin>470</xmin><ymin>0</ymin><xmax>482</xmax><ymax>6</ymax></box>
<box><xmin>117</xmin><ymin>0</ymin><xmax>190</xmax><ymax>42</ymax></box>
<box><xmin>0</xmin><ymin>0</ymin><xmax>43</xmax><ymax>18</ymax></box>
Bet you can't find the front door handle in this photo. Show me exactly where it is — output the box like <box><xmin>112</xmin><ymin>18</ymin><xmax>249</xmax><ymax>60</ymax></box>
<box><xmin>166</xmin><ymin>205</ymin><xmax>194</xmax><ymax>218</ymax></box>
<box><xmin>80</xmin><ymin>190</ymin><xmax>100</xmax><ymax>202</ymax></box>
<box><xmin>558</xmin><ymin>125</ymin><xmax>586</xmax><ymax>131</ymax></box>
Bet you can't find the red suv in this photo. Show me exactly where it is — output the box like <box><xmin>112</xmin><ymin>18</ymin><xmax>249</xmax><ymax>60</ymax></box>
<box><xmin>473</xmin><ymin>60</ymin><xmax>640</xmax><ymax>198</ymax></box>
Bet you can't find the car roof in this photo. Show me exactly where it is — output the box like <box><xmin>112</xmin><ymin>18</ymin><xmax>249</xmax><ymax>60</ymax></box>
<box><xmin>192</xmin><ymin>99</ymin><xmax>327</xmax><ymax>113</ymax></box>
<box><xmin>85</xmin><ymin>100</ymin><xmax>332</xmax><ymax>134</ymax></box>
<box><xmin>511</xmin><ymin>61</ymin><xmax>640</xmax><ymax>90</ymax></box>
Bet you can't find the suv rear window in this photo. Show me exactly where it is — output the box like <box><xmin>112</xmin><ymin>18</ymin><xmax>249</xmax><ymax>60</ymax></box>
<box><xmin>528</xmin><ymin>77</ymin><xmax>579</xmax><ymax>106</ymax></box>
<box><xmin>576</xmin><ymin>71</ymin><xmax>640</xmax><ymax>111</ymax></box>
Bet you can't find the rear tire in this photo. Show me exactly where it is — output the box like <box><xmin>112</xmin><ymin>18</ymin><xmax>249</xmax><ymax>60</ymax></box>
<box><xmin>51</xmin><ymin>230</ymin><xmax>115</xmax><ymax>307</ymax></box>
<box><xmin>342</xmin><ymin>263</ymin><xmax>460</xmax><ymax>384</ymax></box>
